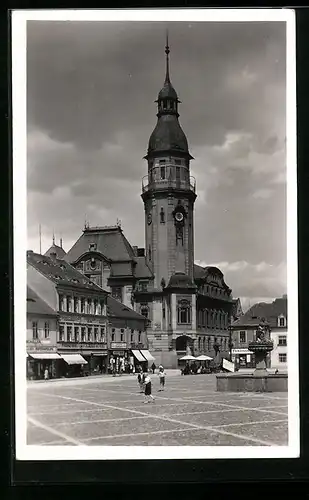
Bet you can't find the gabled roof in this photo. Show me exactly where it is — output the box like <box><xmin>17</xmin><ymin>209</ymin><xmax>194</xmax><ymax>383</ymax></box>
<box><xmin>44</xmin><ymin>244</ymin><xmax>66</xmax><ymax>260</ymax></box>
<box><xmin>107</xmin><ymin>295</ymin><xmax>147</xmax><ymax>322</ymax></box>
<box><xmin>27</xmin><ymin>251</ymin><xmax>108</xmax><ymax>293</ymax></box>
<box><xmin>27</xmin><ymin>286</ymin><xmax>56</xmax><ymax>316</ymax></box>
<box><xmin>233</xmin><ymin>297</ymin><xmax>287</xmax><ymax>328</ymax></box>
<box><xmin>65</xmin><ymin>226</ymin><xmax>135</xmax><ymax>264</ymax></box>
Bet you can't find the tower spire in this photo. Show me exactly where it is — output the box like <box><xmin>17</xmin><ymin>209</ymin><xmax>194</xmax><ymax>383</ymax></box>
<box><xmin>52</xmin><ymin>229</ymin><xmax>55</xmax><ymax>245</ymax></box>
<box><xmin>165</xmin><ymin>30</ymin><xmax>170</xmax><ymax>84</ymax></box>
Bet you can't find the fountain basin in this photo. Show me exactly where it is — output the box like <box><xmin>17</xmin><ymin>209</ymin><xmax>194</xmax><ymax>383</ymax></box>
<box><xmin>216</xmin><ymin>372</ymin><xmax>288</xmax><ymax>392</ymax></box>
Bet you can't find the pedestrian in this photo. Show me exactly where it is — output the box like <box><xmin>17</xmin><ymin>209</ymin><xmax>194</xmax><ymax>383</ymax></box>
<box><xmin>44</xmin><ymin>368</ymin><xmax>49</xmax><ymax>381</ymax></box>
<box><xmin>158</xmin><ymin>366</ymin><xmax>166</xmax><ymax>391</ymax></box>
<box><xmin>144</xmin><ymin>372</ymin><xmax>155</xmax><ymax>403</ymax></box>
<box><xmin>137</xmin><ymin>367</ymin><xmax>144</xmax><ymax>393</ymax></box>
<box><xmin>151</xmin><ymin>362</ymin><xmax>156</xmax><ymax>374</ymax></box>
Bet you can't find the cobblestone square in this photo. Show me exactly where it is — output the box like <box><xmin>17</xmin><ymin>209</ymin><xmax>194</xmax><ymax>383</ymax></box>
<box><xmin>27</xmin><ymin>373</ymin><xmax>288</xmax><ymax>446</ymax></box>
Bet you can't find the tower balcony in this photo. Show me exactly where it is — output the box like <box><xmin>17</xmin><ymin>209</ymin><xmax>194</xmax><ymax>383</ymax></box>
<box><xmin>142</xmin><ymin>175</ymin><xmax>196</xmax><ymax>194</ymax></box>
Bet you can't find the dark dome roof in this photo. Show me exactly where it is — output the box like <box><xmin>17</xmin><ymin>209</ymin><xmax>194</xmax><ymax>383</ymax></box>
<box><xmin>148</xmin><ymin>115</ymin><xmax>189</xmax><ymax>155</ymax></box>
<box><xmin>167</xmin><ymin>272</ymin><xmax>196</xmax><ymax>289</ymax></box>
<box><xmin>158</xmin><ymin>81</ymin><xmax>178</xmax><ymax>100</ymax></box>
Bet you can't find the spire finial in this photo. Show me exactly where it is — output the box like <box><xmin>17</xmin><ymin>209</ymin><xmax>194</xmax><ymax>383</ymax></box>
<box><xmin>52</xmin><ymin>229</ymin><xmax>55</xmax><ymax>245</ymax></box>
<box><xmin>165</xmin><ymin>29</ymin><xmax>170</xmax><ymax>83</ymax></box>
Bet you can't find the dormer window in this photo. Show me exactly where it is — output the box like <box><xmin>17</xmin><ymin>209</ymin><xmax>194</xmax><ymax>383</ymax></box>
<box><xmin>278</xmin><ymin>315</ymin><xmax>286</xmax><ymax>327</ymax></box>
<box><xmin>89</xmin><ymin>243</ymin><xmax>97</xmax><ymax>252</ymax></box>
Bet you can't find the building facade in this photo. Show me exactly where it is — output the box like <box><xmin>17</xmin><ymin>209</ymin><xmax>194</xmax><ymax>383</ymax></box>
<box><xmin>27</xmin><ymin>250</ymin><xmax>149</xmax><ymax>378</ymax></box>
<box><xmin>231</xmin><ymin>295</ymin><xmax>288</xmax><ymax>370</ymax></box>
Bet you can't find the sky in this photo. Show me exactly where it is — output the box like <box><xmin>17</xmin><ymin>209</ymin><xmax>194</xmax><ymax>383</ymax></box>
<box><xmin>26</xmin><ymin>20</ymin><xmax>287</xmax><ymax>311</ymax></box>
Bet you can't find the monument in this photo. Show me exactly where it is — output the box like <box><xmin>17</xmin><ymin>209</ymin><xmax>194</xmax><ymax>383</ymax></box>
<box><xmin>216</xmin><ymin>318</ymin><xmax>288</xmax><ymax>392</ymax></box>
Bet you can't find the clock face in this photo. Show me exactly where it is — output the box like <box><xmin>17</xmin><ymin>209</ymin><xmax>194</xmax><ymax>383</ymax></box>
<box><xmin>147</xmin><ymin>213</ymin><xmax>152</xmax><ymax>225</ymax></box>
<box><xmin>175</xmin><ymin>212</ymin><xmax>184</xmax><ymax>222</ymax></box>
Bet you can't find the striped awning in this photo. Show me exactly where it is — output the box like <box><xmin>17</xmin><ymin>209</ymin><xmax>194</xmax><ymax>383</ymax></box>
<box><xmin>131</xmin><ymin>350</ymin><xmax>146</xmax><ymax>362</ymax></box>
<box><xmin>28</xmin><ymin>353</ymin><xmax>61</xmax><ymax>360</ymax></box>
<box><xmin>60</xmin><ymin>354</ymin><xmax>87</xmax><ymax>365</ymax></box>
<box><xmin>140</xmin><ymin>350</ymin><xmax>155</xmax><ymax>362</ymax></box>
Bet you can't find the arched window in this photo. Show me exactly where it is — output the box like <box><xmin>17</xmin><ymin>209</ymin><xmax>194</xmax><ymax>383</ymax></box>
<box><xmin>207</xmin><ymin>337</ymin><xmax>210</xmax><ymax>351</ymax></box>
<box><xmin>198</xmin><ymin>337</ymin><xmax>201</xmax><ymax>351</ymax></box>
<box><xmin>203</xmin><ymin>337</ymin><xmax>206</xmax><ymax>352</ymax></box>
<box><xmin>177</xmin><ymin>299</ymin><xmax>191</xmax><ymax>325</ymax></box>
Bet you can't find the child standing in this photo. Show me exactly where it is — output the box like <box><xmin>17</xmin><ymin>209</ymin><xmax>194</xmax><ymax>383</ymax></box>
<box><xmin>137</xmin><ymin>367</ymin><xmax>144</xmax><ymax>393</ymax></box>
<box><xmin>158</xmin><ymin>366</ymin><xmax>166</xmax><ymax>391</ymax></box>
<box><xmin>144</xmin><ymin>372</ymin><xmax>155</xmax><ymax>403</ymax></box>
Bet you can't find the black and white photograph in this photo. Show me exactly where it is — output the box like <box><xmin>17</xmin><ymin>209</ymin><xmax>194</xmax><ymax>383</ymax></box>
<box><xmin>12</xmin><ymin>9</ymin><xmax>298</xmax><ymax>460</ymax></box>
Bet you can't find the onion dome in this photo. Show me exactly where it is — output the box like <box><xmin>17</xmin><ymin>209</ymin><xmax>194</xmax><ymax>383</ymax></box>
<box><xmin>146</xmin><ymin>33</ymin><xmax>192</xmax><ymax>159</ymax></box>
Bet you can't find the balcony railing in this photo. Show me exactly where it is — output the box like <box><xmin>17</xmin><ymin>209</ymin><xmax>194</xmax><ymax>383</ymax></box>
<box><xmin>142</xmin><ymin>176</ymin><xmax>196</xmax><ymax>193</ymax></box>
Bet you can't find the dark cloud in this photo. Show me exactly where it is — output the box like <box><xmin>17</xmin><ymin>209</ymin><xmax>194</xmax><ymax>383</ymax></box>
<box><xmin>26</xmin><ymin>19</ymin><xmax>287</xmax><ymax>302</ymax></box>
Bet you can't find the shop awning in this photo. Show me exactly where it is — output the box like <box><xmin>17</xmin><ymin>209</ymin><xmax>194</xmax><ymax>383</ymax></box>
<box><xmin>60</xmin><ymin>354</ymin><xmax>88</xmax><ymax>365</ymax></box>
<box><xmin>131</xmin><ymin>350</ymin><xmax>146</xmax><ymax>362</ymax></box>
<box><xmin>28</xmin><ymin>353</ymin><xmax>61</xmax><ymax>360</ymax></box>
<box><xmin>140</xmin><ymin>350</ymin><xmax>155</xmax><ymax>362</ymax></box>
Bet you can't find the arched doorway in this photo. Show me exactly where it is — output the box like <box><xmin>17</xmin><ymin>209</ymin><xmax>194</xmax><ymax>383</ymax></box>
<box><xmin>176</xmin><ymin>335</ymin><xmax>194</xmax><ymax>354</ymax></box>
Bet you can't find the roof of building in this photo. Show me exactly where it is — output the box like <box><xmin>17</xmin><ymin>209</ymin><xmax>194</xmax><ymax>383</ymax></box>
<box><xmin>148</xmin><ymin>114</ymin><xmax>189</xmax><ymax>156</ymax></box>
<box><xmin>44</xmin><ymin>244</ymin><xmax>66</xmax><ymax>260</ymax></box>
<box><xmin>65</xmin><ymin>226</ymin><xmax>135</xmax><ymax>264</ymax></box>
<box><xmin>27</xmin><ymin>251</ymin><xmax>107</xmax><ymax>293</ymax></box>
<box><xmin>27</xmin><ymin>286</ymin><xmax>57</xmax><ymax>316</ymax></box>
<box><xmin>167</xmin><ymin>272</ymin><xmax>196</xmax><ymax>289</ymax></box>
<box><xmin>194</xmin><ymin>263</ymin><xmax>231</xmax><ymax>293</ymax></box>
<box><xmin>107</xmin><ymin>295</ymin><xmax>147</xmax><ymax>323</ymax></box>
<box><xmin>233</xmin><ymin>296</ymin><xmax>288</xmax><ymax>328</ymax></box>
<box><xmin>134</xmin><ymin>256</ymin><xmax>153</xmax><ymax>278</ymax></box>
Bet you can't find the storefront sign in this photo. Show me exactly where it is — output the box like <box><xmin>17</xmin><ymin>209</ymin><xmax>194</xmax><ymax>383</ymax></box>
<box><xmin>110</xmin><ymin>342</ymin><xmax>126</xmax><ymax>349</ymax></box>
<box><xmin>27</xmin><ymin>345</ymin><xmax>57</xmax><ymax>352</ymax></box>
<box><xmin>232</xmin><ymin>348</ymin><xmax>253</xmax><ymax>355</ymax></box>
<box><xmin>112</xmin><ymin>350</ymin><xmax>125</xmax><ymax>356</ymax></box>
<box><xmin>57</xmin><ymin>342</ymin><xmax>107</xmax><ymax>349</ymax></box>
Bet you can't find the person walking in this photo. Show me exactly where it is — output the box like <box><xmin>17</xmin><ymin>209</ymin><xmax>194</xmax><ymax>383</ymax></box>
<box><xmin>158</xmin><ymin>366</ymin><xmax>166</xmax><ymax>391</ymax></box>
<box><xmin>151</xmin><ymin>362</ymin><xmax>156</xmax><ymax>374</ymax></box>
<box><xmin>144</xmin><ymin>372</ymin><xmax>155</xmax><ymax>403</ymax></box>
<box><xmin>44</xmin><ymin>367</ymin><xmax>49</xmax><ymax>381</ymax></box>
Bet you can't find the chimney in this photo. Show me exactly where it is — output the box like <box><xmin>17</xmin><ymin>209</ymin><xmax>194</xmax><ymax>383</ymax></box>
<box><xmin>60</xmin><ymin>238</ymin><xmax>63</xmax><ymax>249</ymax></box>
<box><xmin>137</xmin><ymin>248</ymin><xmax>145</xmax><ymax>257</ymax></box>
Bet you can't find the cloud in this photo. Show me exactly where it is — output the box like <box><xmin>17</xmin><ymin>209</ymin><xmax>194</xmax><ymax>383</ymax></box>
<box><xmin>195</xmin><ymin>259</ymin><xmax>287</xmax><ymax>305</ymax></box>
<box><xmin>26</xmin><ymin>21</ymin><xmax>287</xmax><ymax>304</ymax></box>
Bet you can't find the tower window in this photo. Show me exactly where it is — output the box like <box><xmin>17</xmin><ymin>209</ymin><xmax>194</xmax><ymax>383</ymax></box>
<box><xmin>160</xmin><ymin>166</ymin><xmax>165</xmax><ymax>180</ymax></box>
<box><xmin>160</xmin><ymin>207</ymin><xmax>165</xmax><ymax>223</ymax></box>
<box><xmin>176</xmin><ymin>166</ymin><xmax>180</xmax><ymax>180</ymax></box>
<box><xmin>175</xmin><ymin>159</ymin><xmax>181</xmax><ymax>165</ymax></box>
<box><xmin>159</xmin><ymin>159</ymin><xmax>165</xmax><ymax>163</ymax></box>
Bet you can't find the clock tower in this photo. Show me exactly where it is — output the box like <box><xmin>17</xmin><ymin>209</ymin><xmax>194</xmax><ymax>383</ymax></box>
<box><xmin>141</xmin><ymin>36</ymin><xmax>196</xmax><ymax>290</ymax></box>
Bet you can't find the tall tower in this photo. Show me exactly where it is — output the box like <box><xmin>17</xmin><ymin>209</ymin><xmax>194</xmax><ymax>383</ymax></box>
<box><xmin>141</xmin><ymin>35</ymin><xmax>196</xmax><ymax>290</ymax></box>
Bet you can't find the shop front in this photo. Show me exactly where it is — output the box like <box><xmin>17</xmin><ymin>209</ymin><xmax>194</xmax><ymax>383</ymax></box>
<box><xmin>130</xmin><ymin>348</ymin><xmax>155</xmax><ymax>372</ymax></box>
<box><xmin>58</xmin><ymin>353</ymin><xmax>88</xmax><ymax>377</ymax></box>
<box><xmin>231</xmin><ymin>348</ymin><xmax>255</xmax><ymax>369</ymax></box>
<box><xmin>27</xmin><ymin>351</ymin><xmax>61</xmax><ymax>380</ymax></box>
<box><xmin>109</xmin><ymin>342</ymin><xmax>128</xmax><ymax>374</ymax></box>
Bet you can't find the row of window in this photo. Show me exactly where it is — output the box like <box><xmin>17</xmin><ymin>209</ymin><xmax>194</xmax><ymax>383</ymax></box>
<box><xmin>58</xmin><ymin>324</ymin><xmax>142</xmax><ymax>344</ymax></box>
<box><xmin>198</xmin><ymin>336</ymin><xmax>229</xmax><ymax>351</ymax></box>
<box><xmin>32</xmin><ymin>321</ymin><xmax>50</xmax><ymax>339</ymax></box>
<box><xmin>199</xmin><ymin>285</ymin><xmax>228</xmax><ymax>298</ymax></box>
<box><xmin>150</xmin><ymin>165</ymin><xmax>189</xmax><ymax>183</ymax></box>
<box><xmin>239</xmin><ymin>331</ymin><xmax>287</xmax><ymax>345</ymax></box>
<box><xmin>197</xmin><ymin>309</ymin><xmax>228</xmax><ymax>329</ymax></box>
<box><xmin>59</xmin><ymin>294</ymin><xmax>105</xmax><ymax>315</ymax></box>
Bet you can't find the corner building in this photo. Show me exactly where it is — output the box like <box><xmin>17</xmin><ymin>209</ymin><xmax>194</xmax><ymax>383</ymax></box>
<box><xmin>65</xmin><ymin>40</ymin><xmax>241</xmax><ymax>368</ymax></box>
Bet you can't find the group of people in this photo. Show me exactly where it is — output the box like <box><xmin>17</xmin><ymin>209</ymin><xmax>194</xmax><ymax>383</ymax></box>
<box><xmin>181</xmin><ymin>363</ymin><xmax>210</xmax><ymax>375</ymax></box>
<box><xmin>137</xmin><ymin>364</ymin><xmax>166</xmax><ymax>403</ymax></box>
